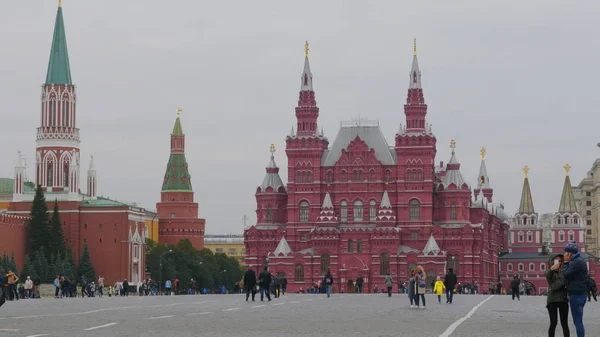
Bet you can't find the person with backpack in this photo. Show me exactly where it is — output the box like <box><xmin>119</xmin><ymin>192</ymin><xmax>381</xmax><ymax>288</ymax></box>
<box><xmin>384</xmin><ymin>273</ymin><xmax>393</xmax><ymax>297</ymax></box>
<box><xmin>324</xmin><ymin>269</ymin><xmax>333</xmax><ymax>298</ymax></box>
<box><xmin>586</xmin><ymin>276</ymin><xmax>597</xmax><ymax>302</ymax></box>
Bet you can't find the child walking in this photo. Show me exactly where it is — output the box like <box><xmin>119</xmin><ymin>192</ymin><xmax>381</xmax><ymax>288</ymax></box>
<box><xmin>434</xmin><ymin>276</ymin><xmax>446</xmax><ymax>303</ymax></box>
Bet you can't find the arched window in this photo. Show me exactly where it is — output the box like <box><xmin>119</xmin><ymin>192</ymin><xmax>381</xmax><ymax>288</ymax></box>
<box><xmin>47</xmin><ymin>161</ymin><xmax>54</xmax><ymax>187</ymax></box>
<box><xmin>559</xmin><ymin>230</ymin><xmax>565</xmax><ymax>242</ymax></box>
<box><xmin>518</xmin><ymin>263</ymin><xmax>524</xmax><ymax>271</ymax></box>
<box><xmin>529</xmin><ymin>263</ymin><xmax>535</xmax><ymax>272</ymax></box>
<box><xmin>63</xmin><ymin>162</ymin><xmax>69</xmax><ymax>187</ymax></box>
<box><xmin>341</xmin><ymin>170</ymin><xmax>347</xmax><ymax>182</ymax></box>
<box><xmin>347</xmin><ymin>240</ymin><xmax>354</xmax><ymax>253</ymax></box>
<box><xmin>380</xmin><ymin>253</ymin><xmax>390</xmax><ymax>275</ymax></box>
<box><xmin>369</xmin><ymin>169</ymin><xmax>376</xmax><ymax>181</ymax></box>
<box><xmin>307</xmin><ymin>171</ymin><xmax>313</xmax><ymax>183</ymax></box>
<box><xmin>327</xmin><ymin>170</ymin><xmax>333</xmax><ymax>183</ymax></box>
<box><xmin>352</xmin><ymin>170</ymin><xmax>358</xmax><ymax>181</ymax></box>
<box><xmin>266</xmin><ymin>208</ymin><xmax>273</xmax><ymax>222</ymax></box>
<box><xmin>409</xmin><ymin>199</ymin><xmax>420</xmax><ymax>220</ymax></box>
<box><xmin>518</xmin><ymin>231</ymin><xmax>524</xmax><ymax>243</ymax></box>
<box><xmin>450</xmin><ymin>204</ymin><xmax>457</xmax><ymax>220</ymax></box>
<box><xmin>299</xmin><ymin>201</ymin><xmax>309</xmax><ymax>223</ymax></box>
<box><xmin>357</xmin><ymin>239</ymin><xmax>363</xmax><ymax>253</ymax></box>
<box><xmin>354</xmin><ymin>200</ymin><xmax>363</xmax><ymax>222</ymax></box>
<box><xmin>320</xmin><ymin>254</ymin><xmax>330</xmax><ymax>274</ymax></box>
<box><xmin>358</xmin><ymin>170</ymin><xmax>363</xmax><ymax>181</ymax></box>
<box><xmin>527</xmin><ymin>231</ymin><xmax>533</xmax><ymax>242</ymax></box>
<box><xmin>341</xmin><ymin>201</ymin><xmax>348</xmax><ymax>222</ymax></box>
<box><xmin>568</xmin><ymin>230</ymin><xmax>575</xmax><ymax>242</ymax></box>
<box><xmin>296</xmin><ymin>171</ymin><xmax>302</xmax><ymax>183</ymax></box>
<box><xmin>369</xmin><ymin>200</ymin><xmax>376</xmax><ymax>222</ymax></box>
<box><xmin>540</xmin><ymin>263</ymin><xmax>546</xmax><ymax>271</ymax></box>
<box><xmin>294</xmin><ymin>264</ymin><xmax>304</xmax><ymax>282</ymax></box>
<box><xmin>447</xmin><ymin>255</ymin><xmax>459</xmax><ymax>275</ymax></box>
<box><xmin>385</xmin><ymin>169</ymin><xmax>392</xmax><ymax>182</ymax></box>
<box><xmin>49</xmin><ymin>99</ymin><xmax>56</xmax><ymax>126</ymax></box>
<box><xmin>62</xmin><ymin>98</ymin><xmax>69</xmax><ymax>126</ymax></box>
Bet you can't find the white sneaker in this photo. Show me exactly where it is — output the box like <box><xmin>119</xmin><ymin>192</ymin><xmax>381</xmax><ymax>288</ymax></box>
<box><xmin>410</xmin><ymin>305</ymin><xmax>414</xmax><ymax>308</ymax></box>
<box><xmin>421</xmin><ymin>306</ymin><xmax>426</xmax><ymax>309</ymax></box>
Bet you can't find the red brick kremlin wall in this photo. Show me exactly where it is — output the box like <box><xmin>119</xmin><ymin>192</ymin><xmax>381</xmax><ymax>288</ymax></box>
<box><xmin>0</xmin><ymin>213</ymin><xmax>28</xmax><ymax>270</ymax></box>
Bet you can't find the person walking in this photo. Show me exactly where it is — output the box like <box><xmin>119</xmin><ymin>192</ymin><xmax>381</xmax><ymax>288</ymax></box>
<box><xmin>563</xmin><ymin>242</ymin><xmax>588</xmax><ymax>337</ymax></box>
<box><xmin>586</xmin><ymin>276</ymin><xmax>597</xmax><ymax>302</ymax></box>
<box><xmin>5</xmin><ymin>270</ymin><xmax>19</xmax><ymax>301</ymax></box>
<box><xmin>444</xmin><ymin>268</ymin><xmax>457</xmax><ymax>303</ymax></box>
<box><xmin>414</xmin><ymin>266</ymin><xmax>427</xmax><ymax>309</ymax></box>
<box><xmin>434</xmin><ymin>276</ymin><xmax>446</xmax><ymax>304</ymax></box>
<box><xmin>324</xmin><ymin>269</ymin><xmax>333</xmax><ymax>298</ymax></box>
<box><xmin>384</xmin><ymin>273</ymin><xmax>393</xmax><ymax>297</ymax></box>
<box><xmin>243</xmin><ymin>267</ymin><xmax>257</xmax><ymax>301</ymax></box>
<box><xmin>259</xmin><ymin>267</ymin><xmax>272</xmax><ymax>302</ymax></box>
<box><xmin>408</xmin><ymin>268</ymin><xmax>417</xmax><ymax>308</ymax></box>
<box><xmin>510</xmin><ymin>275</ymin><xmax>520</xmax><ymax>301</ymax></box>
<box><xmin>97</xmin><ymin>276</ymin><xmax>104</xmax><ymax>297</ymax></box>
<box><xmin>280</xmin><ymin>275</ymin><xmax>287</xmax><ymax>295</ymax></box>
<box><xmin>546</xmin><ymin>253</ymin><xmax>570</xmax><ymax>337</ymax></box>
<box><xmin>24</xmin><ymin>276</ymin><xmax>33</xmax><ymax>298</ymax></box>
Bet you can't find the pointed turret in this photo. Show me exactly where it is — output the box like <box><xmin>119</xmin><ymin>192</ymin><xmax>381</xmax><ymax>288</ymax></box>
<box><xmin>87</xmin><ymin>155</ymin><xmax>97</xmax><ymax>199</ymax></box>
<box><xmin>439</xmin><ymin>140</ymin><xmax>468</xmax><ymax>190</ymax></box>
<box><xmin>473</xmin><ymin>147</ymin><xmax>493</xmax><ymax>202</ymax></box>
<box><xmin>318</xmin><ymin>192</ymin><xmax>337</xmax><ymax>223</ymax></box>
<box><xmin>518</xmin><ymin>166</ymin><xmax>535</xmax><ymax>214</ymax></box>
<box><xmin>423</xmin><ymin>234</ymin><xmax>441</xmax><ymax>256</ymax></box>
<box><xmin>558</xmin><ymin>164</ymin><xmax>578</xmax><ymax>213</ymax></box>
<box><xmin>162</xmin><ymin>109</ymin><xmax>192</xmax><ymax>192</ymax></box>
<box><xmin>13</xmin><ymin>152</ymin><xmax>26</xmax><ymax>196</ymax></box>
<box><xmin>259</xmin><ymin>144</ymin><xmax>285</xmax><ymax>193</ymax></box>
<box><xmin>404</xmin><ymin>39</ymin><xmax>427</xmax><ymax>132</ymax></box>
<box><xmin>272</xmin><ymin>236</ymin><xmax>293</xmax><ymax>257</ymax></box>
<box><xmin>45</xmin><ymin>2</ymin><xmax>72</xmax><ymax>85</ymax></box>
<box><xmin>377</xmin><ymin>190</ymin><xmax>396</xmax><ymax>223</ymax></box>
<box><xmin>296</xmin><ymin>41</ymin><xmax>320</xmax><ymax>137</ymax></box>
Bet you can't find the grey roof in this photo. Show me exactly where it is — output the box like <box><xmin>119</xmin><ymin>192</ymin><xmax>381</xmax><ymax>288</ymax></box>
<box><xmin>322</xmin><ymin>124</ymin><xmax>396</xmax><ymax>166</ymax></box>
<box><xmin>300</xmin><ymin>56</ymin><xmax>313</xmax><ymax>91</ymax></box>
<box><xmin>477</xmin><ymin>159</ymin><xmax>489</xmax><ymax>188</ymax></box>
<box><xmin>259</xmin><ymin>154</ymin><xmax>286</xmax><ymax>192</ymax></box>
<box><xmin>272</xmin><ymin>237</ymin><xmax>293</xmax><ymax>257</ymax></box>
<box><xmin>409</xmin><ymin>54</ymin><xmax>422</xmax><ymax>89</ymax></box>
<box><xmin>423</xmin><ymin>235</ymin><xmax>441</xmax><ymax>256</ymax></box>
<box><xmin>440</xmin><ymin>152</ymin><xmax>468</xmax><ymax>189</ymax></box>
<box><xmin>518</xmin><ymin>177</ymin><xmax>535</xmax><ymax>214</ymax></box>
<box><xmin>380</xmin><ymin>190</ymin><xmax>392</xmax><ymax>208</ymax></box>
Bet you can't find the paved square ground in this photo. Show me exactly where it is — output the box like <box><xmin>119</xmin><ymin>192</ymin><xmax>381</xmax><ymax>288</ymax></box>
<box><xmin>0</xmin><ymin>294</ymin><xmax>598</xmax><ymax>336</ymax></box>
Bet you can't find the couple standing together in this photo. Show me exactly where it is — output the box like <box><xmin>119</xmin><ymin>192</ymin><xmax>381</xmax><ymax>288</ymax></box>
<box><xmin>546</xmin><ymin>242</ymin><xmax>589</xmax><ymax>337</ymax></box>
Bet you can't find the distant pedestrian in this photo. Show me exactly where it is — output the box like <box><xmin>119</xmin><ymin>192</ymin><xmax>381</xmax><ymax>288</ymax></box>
<box><xmin>546</xmin><ymin>253</ymin><xmax>569</xmax><ymax>337</ymax></box>
<box><xmin>97</xmin><ymin>276</ymin><xmax>104</xmax><ymax>297</ymax></box>
<box><xmin>563</xmin><ymin>242</ymin><xmax>588</xmax><ymax>337</ymax></box>
<box><xmin>511</xmin><ymin>275</ymin><xmax>520</xmax><ymax>301</ymax></box>
<box><xmin>415</xmin><ymin>266</ymin><xmax>426</xmax><ymax>309</ymax></box>
<box><xmin>259</xmin><ymin>267</ymin><xmax>272</xmax><ymax>302</ymax></box>
<box><xmin>444</xmin><ymin>268</ymin><xmax>457</xmax><ymax>303</ymax></box>
<box><xmin>24</xmin><ymin>276</ymin><xmax>33</xmax><ymax>298</ymax></box>
<box><xmin>280</xmin><ymin>275</ymin><xmax>287</xmax><ymax>295</ymax></box>
<box><xmin>586</xmin><ymin>276</ymin><xmax>597</xmax><ymax>302</ymax></box>
<box><xmin>324</xmin><ymin>269</ymin><xmax>333</xmax><ymax>298</ymax></box>
<box><xmin>408</xmin><ymin>268</ymin><xmax>417</xmax><ymax>308</ymax></box>
<box><xmin>243</xmin><ymin>267</ymin><xmax>257</xmax><ymax>301</ymax></box>
<box><xmin>384</xmin><ymin>273</ymin><xmax>393</xmax><ymax>297</ymax></box>
<box><xmin>434</xmin><ymin>276</ymin><xmax>445</xmax><ymax>304</ymax></box>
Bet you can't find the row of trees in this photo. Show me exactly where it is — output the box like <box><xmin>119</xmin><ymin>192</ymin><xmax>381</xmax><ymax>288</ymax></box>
<box><xmin>28</xmin><ymin>185</ymin><xmax>67</xmax><ymax>258</ymax></box>
<box><xmin>146</xmin><ymin>239</ymin><xmax>244</xmax><ymax>291</ymax></box>
<box><xmin>18</xmin><ymin>245</ymin><xmax>96</xmax><ymax>284</ymax></box>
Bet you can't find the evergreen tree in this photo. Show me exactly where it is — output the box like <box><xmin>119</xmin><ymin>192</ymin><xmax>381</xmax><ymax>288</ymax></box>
<box><xmin>21</xmin><ymin>254</ymin><xmax>38</xmax><ymax>279</ymax></box>
<box><xmin>9</xmin><ymin>253</ymin><xmax>17</xmax><ymax>273</ymax></box>
<box><xmin>48</xmin><ymin>200</ymin><xmax>66</xmax><ymax>258</ymax></box>
<box><xmin>47</xmin><ymin>264</ymin><xmax>57</xmax><ymax>283</ymax></box>
<box><xmin>64</xmin><ymin>247</ymin><xmax>76</xmax><ymax>280</ymax></box>
<box><xmin>33</xmin><ymin>248</ymin><xmax>49</xmax><ymax>282</ymax></box>
<box><xmin>28</xmin><ymin>184</ymin><xmax>50</xmax><ymax>254</ymax></box>
<box><xmin>77</xmin><ymin>244</ymin><xmax>96</xmax><ymax>284</ymax></box>
<box><xmin>1</xmin><ymin>253</ymin><xmax>9</xmax><ymax>271</ymax></box>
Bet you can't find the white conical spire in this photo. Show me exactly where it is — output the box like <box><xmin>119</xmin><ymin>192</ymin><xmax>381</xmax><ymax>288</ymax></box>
<box><xmin>423</xmin><ymin>234</ymin><xmax>441</xmax><ymax>256</ymax></box>
<box><xmin>273</xmin><ymin>236</ymin><xmax>293</xmax><ymax>257</ymax></box>
<box><xmin>380</xmin><ymin>190</ymin><xmax>392</xmax><ymax>208</ymax></box>
<box><xmin>301</xmin><ymin>41</ymin><xmax>313</xmax><ymax>91</ymax></box>
<box><xmin>322</xmin><ymin>192</ymin><xmax>333</xmax><ymax>209</ymax></box>
<box><xmin>318</xmin><ymin>192</ymin><xmax>338</xmax><ymax>223</ymax></box>
<box><xmin>377</xmin><ymin>190</ymin><xmax>396</xmax><ymax>222</ymax></box>
<box><xmin>409</xmin><ymin>39</ymin><xmax>422</xmax><ymax>89</ymax></box>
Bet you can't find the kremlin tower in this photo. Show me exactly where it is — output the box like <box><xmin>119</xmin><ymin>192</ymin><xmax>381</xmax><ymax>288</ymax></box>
<box><xmin>156</xmin><ymin>109</ymin><xmax>206</xmax><ymax>249</ymax></box>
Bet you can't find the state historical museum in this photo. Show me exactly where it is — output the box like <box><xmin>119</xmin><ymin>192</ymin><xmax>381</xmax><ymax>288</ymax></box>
<box><xmin>244</xmin><ymin>42</ymin><xmax>510</xmax><ymax>293</ymax></box>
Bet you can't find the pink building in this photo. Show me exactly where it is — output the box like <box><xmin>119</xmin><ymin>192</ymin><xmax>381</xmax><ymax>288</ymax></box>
<box><xmin>244</xmin><ymin>42</ymin><xmax>510</xmax><ymax>293</ymax></box>
<box><xmin>499</xmin><ymin>166</ymin><xmax>599</xmax><ymax>294</ymax></box>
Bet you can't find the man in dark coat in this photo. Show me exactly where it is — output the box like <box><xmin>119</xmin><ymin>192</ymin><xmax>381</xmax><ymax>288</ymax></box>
<box><xmin>258</xmin><ymin>267</ymin><xmax>272</xmax><ymax>302</ymax></box>
<box><xmin>563</xmin><ymin>242</ymin><xmax>589</xmax><ymax>337</ymax></box>
<box><xmin>443</xmin><ymin>268</ymin><xmax>458</xmax><ymax>304</ymax></box>
<box><xmin>243</xmin><ymin>267</ymin><xmax>257</xmax><ymax>301</ymax></box>
<box><xmin>510</xmin><ymin>275</ymin><xmax>521</xmax><ymax>300</ymax></box>
<box><xmin>586</xmin><ymin>276</ymin><xmax>597</xmax><ymax>302</ymax></box>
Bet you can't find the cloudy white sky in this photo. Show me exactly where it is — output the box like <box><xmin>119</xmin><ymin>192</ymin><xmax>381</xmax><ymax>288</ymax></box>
<box><xmin>2</xmin><ymin>1</ymin><xmax>599</xmax><ymax>234</ymax></box>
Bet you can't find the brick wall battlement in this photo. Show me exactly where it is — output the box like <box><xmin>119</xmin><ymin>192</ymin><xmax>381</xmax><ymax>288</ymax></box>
<box><xmin>0</xmin><ymin>212</ymin><xmax>29</xmax><ymax>227</ymax></box>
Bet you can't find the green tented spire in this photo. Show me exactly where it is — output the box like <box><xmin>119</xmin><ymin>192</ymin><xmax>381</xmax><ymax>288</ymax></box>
<box><xmin>161</xmin><ymin>153</ymin><xmax>193</xmax><ymax>192</ymax></box>
<box><xmin>518</xmin><ymin>166</ymin><xmax>535</xmax><ymax>214</ymax></box>
<box><xmin>172</xmin><ymin>108</ymin><xmax>184</xmax><ymax>135</ymax></box>
<box><xmin>45</xmin><ymin>6</ymin><xmax>72</xmax><ymax>85</ymax></box>
<box><xmin>559</xmin><ymin>165</ymin><xmax>578</xmax><ymax>213</ymax></box>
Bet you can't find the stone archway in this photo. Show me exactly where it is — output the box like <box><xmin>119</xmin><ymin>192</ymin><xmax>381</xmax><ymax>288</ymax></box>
<box><xmin>346</xmin><ymin>279</ymin><xmax>355</xmax><ymax>294</ymax></box>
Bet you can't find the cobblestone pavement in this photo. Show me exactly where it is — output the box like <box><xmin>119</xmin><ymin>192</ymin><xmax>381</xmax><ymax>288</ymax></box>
<box><xmin>0</xmin><ymin>294</ymin><xmax>598</xmax><ymax>337</ymax></box>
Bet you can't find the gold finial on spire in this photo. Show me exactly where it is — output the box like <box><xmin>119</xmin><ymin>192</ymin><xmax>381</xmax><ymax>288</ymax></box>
<box><xmin>177</xmin><ymin>108</ymin><xmax>182</xmax><ymax>117</ymax></box>
<box><xmin>413</xmin><ymin>38</ymin><xmax>417</xmax><ymax>56</ymax></box>
<box><xmin>269</xmin><ymin>144</ymin><xmax>276</xmax><ymax>154</ymax></box>
<box><xmin>564</xmin><ymin>164</ymin><xmax>572</xmax><ymax>176</ymax></box>
<box><xmin>305</xmin><ymin>41</ymin><xmax>309</xmax><ymax>58</ymax></box>
<box><xmin>480</xmin><ymin>147</ymin><xmax>486</xmax><ymax>161</ymax></box>
<box><xmin>58</xmin><ymin>0</ymin><xmax>62</xmax><ymax>7</ymax></box>
<box><xmin>523</xmin><ymin>166</ymin><xmax>530</xmax><ymax>178</ymax></box>
<box><xmin>450</xmin><ymin>139</ymin><xmax>456</xmax><ymax>150</ymax></box>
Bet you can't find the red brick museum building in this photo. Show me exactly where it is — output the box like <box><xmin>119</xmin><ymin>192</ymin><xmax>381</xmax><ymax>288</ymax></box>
<box><xmin>244</xmin><ymin>43</ymin><xmax>511</xmax><ymax>293</ymax></box>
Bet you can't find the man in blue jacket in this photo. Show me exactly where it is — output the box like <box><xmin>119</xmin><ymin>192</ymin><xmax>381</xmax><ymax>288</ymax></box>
<box><xmin>563</xmin><ymin>242</ymin><xmax>588</xmax><ymax>337</ymax></box>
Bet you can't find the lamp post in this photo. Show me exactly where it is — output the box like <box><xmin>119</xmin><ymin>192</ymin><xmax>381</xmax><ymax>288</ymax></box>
<box><xmin>159</xmin><ymin>249</ymin><xmax>172</xmax><ymax>295</ymax></box>
<box><xmin>497</xmin><ymin>246</ymin><xmax>503</xmax><ymax>284</ymax></box>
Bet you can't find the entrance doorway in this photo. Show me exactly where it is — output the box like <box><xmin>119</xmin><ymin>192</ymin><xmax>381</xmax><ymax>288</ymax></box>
<box><xmin>346</xmin><ymin>280</ymin><xmax>355</xmax><ymax>294</ymax></box>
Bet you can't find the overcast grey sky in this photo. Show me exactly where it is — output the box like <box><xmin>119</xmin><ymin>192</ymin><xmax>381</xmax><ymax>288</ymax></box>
<box><xmin>2</xmin><ymin>1</ymin><xmax>599</xmax><ymax>234</ymax></box>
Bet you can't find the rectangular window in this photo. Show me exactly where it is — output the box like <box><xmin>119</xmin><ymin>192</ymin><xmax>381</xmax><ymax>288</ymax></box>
<box><xmin>586</xmin><ymin>192</ymin><xmax>592</xmax><ymax>196</ymax></box>
<box><xmin>229</xmin><ymin>248</ymin><xmax>237</xmax><ymax>253</ymax></box>
<box><xmin>587</xmin><ymin>220</ymin><xmax>592</xmax><ymax>226</ymax></box>
<box><xmin>357</xmin><ymin>240</ymin><xmax>362</xmax><ymax>253</ymax></box>
<box><xmin>586</xmin><ymin>201</ymin><xmax>592</xmax><ymax>206</ymax></box>
<box><xmin>301</xmin><ymin>233</ymin><xmax>308</xmax><ymax>242</ymax></box>
<box><xmin>216</xmin><ymin>248</ymin><xmax>224</xmax><ymax>253</ymax></box>
<box><xmin>341</xmin><ymin>203</ymin><xmax>348</xmax><ymax>222</ymax></box>
<box><xmin>347</xmin><ymin>240</ymin><xmax>353</xmax><ymax>253</ymax></box>
<box><xmin>411</xmin><ymin>232</ymin><xmax>418</xmax><ymax>240</ymax></box>
<box><xmin>587</xmin><ymin>229</ymin><xmax>592</xmax><ymax>235</ymax></box>
<box><xmin>587</xmin><ymin>210</ymin><xmax>592</xmax><ymax>216</ymax></box>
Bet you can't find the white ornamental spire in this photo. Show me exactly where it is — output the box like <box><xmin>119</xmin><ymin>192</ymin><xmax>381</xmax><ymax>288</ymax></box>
<box><xmin>87</xmin><ymin>155</ymin><xmax>97</xmax><ymax>199</ymax></box>
<box><xmin>409</xmin><ymin>39</ymin><xmax>422</xmax><ymax>89</ymax></box>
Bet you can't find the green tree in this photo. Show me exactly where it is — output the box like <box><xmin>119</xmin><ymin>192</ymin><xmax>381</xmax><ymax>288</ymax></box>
<box><xmin>77</xmin><ymin>243</ymin><xmax>96</xmax><ymax>283</ymax></box>
<box><xmin>21</xmin><ymin>254</ymin><xmax>38</xmax><ymax>279</ymax></box>
<box><xmin>1</xmin><ymin>253</ymin><xmax>9</xmax><ymax>271</ymax></box>
<box><xmin>28</xmin><ymin>184</ymin><xmax>50</xmax><ymax>254</ymax></box>
<box><xmin>48</xmin><ymin>200</ymin><xmax>66</xmax><ymax>258</ymax></box>
<box><xmin>9</xmin><ymin>252</ymin><xmax>17</xmax><ymax>273</ymax></box>
<box><xmin>62</xmin><ymin>247</ymin><xmax>76</xmax><ymax>280</ymax></box>
<box><xmin>33</xmin><ymin>248</ymin><xmax>49</xmax><ymax>282</ymax></box>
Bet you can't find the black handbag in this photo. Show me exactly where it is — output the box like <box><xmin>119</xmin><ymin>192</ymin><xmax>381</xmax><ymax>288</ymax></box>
<box><xmin>551</xmin><ymin>276</ymin><xmax>566</xmax><ymax>291</ymax></box>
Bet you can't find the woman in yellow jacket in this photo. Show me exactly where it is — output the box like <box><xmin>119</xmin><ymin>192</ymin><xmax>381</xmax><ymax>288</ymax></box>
<box><xmin>433</xmin><ymin>276</ymin><xmax>446</xmax><ymax>304</ymax></box>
